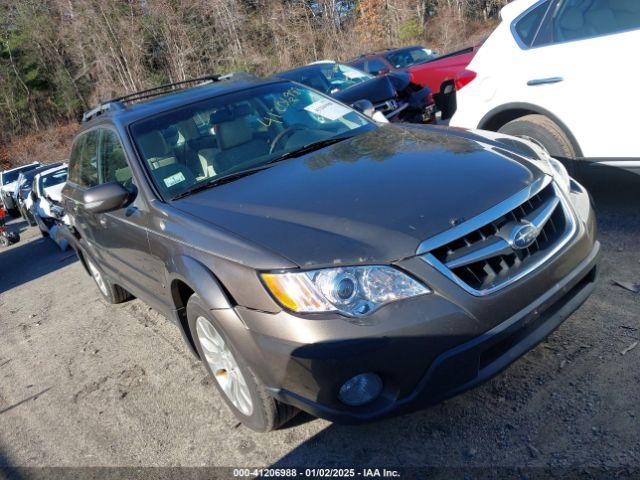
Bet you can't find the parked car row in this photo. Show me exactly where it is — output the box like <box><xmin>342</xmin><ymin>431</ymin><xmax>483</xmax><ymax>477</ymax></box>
<box><xmin>13</xmin><ymin>162</ymin><xmax>64</xmax><ymax>225</ymax></box>
<box><xmin>0</xmin><ymin>161</ymin><xmax>70</xmax><ymax>249</ymax></box>
<box><xmin>0</xmin><ymin>162</ymin><xmax>41</xmax><ymax>217</ymax></box>
<box><xmin>276</xmin><ymin>61</ymin><xmax>436</xmax><ymax>124</ymax></box>
<box><xmin>348</xmin><ymin>45</ymin><xmax>479</xmax><ymax>120</ymax></box>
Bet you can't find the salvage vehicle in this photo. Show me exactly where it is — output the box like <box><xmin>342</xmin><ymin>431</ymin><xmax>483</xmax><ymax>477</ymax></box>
<box><xmin>349</xmin><ymin>45</ymin><xmax>439</xmax><ymax>74</ymax></box>
<box><xmin>277</xmin><ymin>61</ymin><xmax>436</xmax><ymax>123</ymax></box>
<box><xmin>30</xmin><ymin>164</ymin><xmax>68</xmax><ymax>239</ymax></box>
<box><xmin>0</xmin><ymin>162</ymin><xmax>41</xmax><ymax>217</ymax></box>
<box><xmin>450</xmin><ymin>0</ymin><xmax>640</xmax><ymax>174</ymax></box>
<box><xmin>349</xmin><ymin>46</ymin><xmax>479</xmax><ymax>119</ymax></box>
<box><xmin>62</xmin><ymin>75</ymin><xmax>599</xmax><ymax>432</ymax></box>
<box><xmin>13</xmin><ymin>162</ymin><xmax>64</xmax><ymax>225</ymax></box>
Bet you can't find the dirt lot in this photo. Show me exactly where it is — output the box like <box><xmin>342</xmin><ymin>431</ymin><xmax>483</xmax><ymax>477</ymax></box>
<box><xmin>0</xmin><ymin>167</ymin><xmax>638</xmax><ymax>474</ymax></box>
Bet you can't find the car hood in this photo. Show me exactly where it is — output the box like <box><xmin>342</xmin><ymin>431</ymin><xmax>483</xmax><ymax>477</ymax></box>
<box><xmin>172</xmin><ymin>125</ymin><xmax>545</xmax><ymax>268</ymax></box>
<box><xmin>44</xmin><ymin>183</ymin><xmax>65</xmax><ymax>203</ymax></box>
<box><xmin>333</xmin><ymin>75</ymin><xmax>398</xmax><ymax>105</ymax></box>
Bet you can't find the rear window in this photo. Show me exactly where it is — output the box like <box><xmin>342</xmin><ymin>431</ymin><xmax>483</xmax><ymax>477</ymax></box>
<box><xmin>513</xmin><ymin>1</ymin><xmax>551</xmax><ymax>47</ymax></box>
<box><xmin>385</xmin><ymin>47</ymin><xmax>438</xmax><ymax>68</ymax></box>
<box><xmin>40</xmin><ymin>169</ymin><xmax>68</xmax><ymax>191</ymax></box>
<box><xmin>364</xmin><ymin>58</ymin><xmax>390</xmax><ymax>74</ymax></box>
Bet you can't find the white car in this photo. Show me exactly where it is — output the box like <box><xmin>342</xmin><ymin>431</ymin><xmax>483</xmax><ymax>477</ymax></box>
<box><xmin>450</xmin><ymin>0</ymin><xmax>640</xmax><ymax>174</ymax></box>
<box><xmin>0</xmin><ymin>162</ymin><xmax>40</xmax><ymax>216</ymax></box>
<box><xmin>30</xmin><ymin>164</ymin><xmax>70</xmax><ymax>249</ymax></box>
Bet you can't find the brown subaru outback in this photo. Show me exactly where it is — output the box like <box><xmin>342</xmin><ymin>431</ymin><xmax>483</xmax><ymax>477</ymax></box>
<box><xmin>62</xmin><ymin>75</ymin><xmax>599</xmax><ymax>431</ymax></box>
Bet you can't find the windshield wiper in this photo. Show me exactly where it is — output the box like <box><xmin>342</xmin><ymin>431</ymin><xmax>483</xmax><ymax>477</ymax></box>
<box><xmin>266</xmin><ymin>135</ymin><xmax>353</xmax><ymax>164</ymax></box>
<box><xmin>172</xmin><ymin>164</ymin><xmax>273</xmax><ymax>200</ymax></box>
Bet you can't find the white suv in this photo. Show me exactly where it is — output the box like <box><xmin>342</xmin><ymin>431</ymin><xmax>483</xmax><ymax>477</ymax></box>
<box><xmin>450</xmin><ymin>0</ymin><xmax>640</xmax><ymax>174</ymax></box>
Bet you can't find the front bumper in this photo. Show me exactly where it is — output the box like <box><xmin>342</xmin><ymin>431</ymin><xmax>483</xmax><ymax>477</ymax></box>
<box><xmin>285</xmin><ymin>245</ymin><xmax>597</xmax><ymax>422</ymax></box>
<box><xmin>218</xmin><ymin>182</ymin><xmax>598</xmax><ymax>423</ymax></box>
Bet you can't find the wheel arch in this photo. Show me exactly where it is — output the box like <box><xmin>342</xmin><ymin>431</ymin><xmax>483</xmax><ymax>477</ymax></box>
<box><xmin>168</xmin><ymin>255</ymin><xmax>234</xmax><ymax>359</ymax></box>
<box><xmin>477</xmin><ymin>102</ymin><xmax>583</xmax><ymax>157</ymax></box>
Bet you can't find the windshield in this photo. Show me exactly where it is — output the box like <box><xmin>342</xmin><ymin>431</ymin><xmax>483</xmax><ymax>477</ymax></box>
<box><xmin>1</xmin><ymin>164</ymin><xmax>38</xmax><ymax>185</ymax></box>
<box><xmin>131</xmin><ymin>82</ymin><xmax>373</xmax><ymax>200</ymax></box>
<box><xmin>386</xmin><ymin>48</ymin><xmax>438</xmax><ymax>68</ymax></box>
<box><xmin>40</xmin><ymin>169</ymin><xmax>68</xmax><ymax>191</ymax></box>
<box><xmin>281</xmin><ymin>64</ymin><xmax>374</xmax><ymax>95</ymax></box>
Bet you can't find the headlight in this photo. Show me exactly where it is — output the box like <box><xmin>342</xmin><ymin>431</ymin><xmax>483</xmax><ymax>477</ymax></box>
<box><xmin>261</xmin><ymin>266</ymin><xmax>430</xmax><ymax>317</ymax></box>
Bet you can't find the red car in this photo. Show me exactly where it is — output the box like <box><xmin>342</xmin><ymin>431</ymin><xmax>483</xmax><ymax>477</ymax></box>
<box><xmin>348</xmin><ymin>45</ymin><xmax>479</xmax><ymax>119</ymax></box>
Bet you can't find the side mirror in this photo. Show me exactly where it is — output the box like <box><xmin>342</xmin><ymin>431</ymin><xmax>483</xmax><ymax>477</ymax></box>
<box><xmin>351</xmin><ymin>99</ymin><xmax>376</xmax><ymax>118</ymax></box>
<box><xmin>83</xmin><ymin>182</ymin><xmax>130</xmax><ymax>214</ymax></box>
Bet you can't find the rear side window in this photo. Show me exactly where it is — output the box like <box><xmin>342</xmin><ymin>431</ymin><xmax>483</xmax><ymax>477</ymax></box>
<box><xmin>99</xmin><ymin>130</ymin><xmax>133</xmax><ymax>188</ymax></box>
<box><xmin>68</xmin><ymin>131</ymin><xmax>99</xmax><ymax>188</ymax></box>
<box><xmin>513</xmin><ymin>1</ymin><xmax>550</xmax><ymax>47</ymax></box>
<box><xmin>551</xmin><ymin>0</ymin><xmax>640</xmax><ymax>43</ymax></box>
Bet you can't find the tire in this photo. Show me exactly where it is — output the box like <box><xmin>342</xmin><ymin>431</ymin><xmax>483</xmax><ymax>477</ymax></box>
<box><xmin>85</xmin><ymin>257</ymin><xmax>131</xmax><ymax>304</ymax></box>
<box><xmin>23</xmin><ymin>207</ymin><xmax>37</xmax><ymax>227</ymax></box>
<box><xmin>187</xmin><ymin>294</ymin><xmax>298</xmax><ymax>432</ymax></box>
<box><xmin>498</xmin><ymin>114</ymin><xmax>576</xmax><ymax>160</ymax></box>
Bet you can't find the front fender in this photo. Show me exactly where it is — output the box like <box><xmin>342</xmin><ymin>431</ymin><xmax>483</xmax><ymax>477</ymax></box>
<box><xmin>167</xmin><ymin>255</ymin><xmax>232</xmax><ymax>311</ymax></box>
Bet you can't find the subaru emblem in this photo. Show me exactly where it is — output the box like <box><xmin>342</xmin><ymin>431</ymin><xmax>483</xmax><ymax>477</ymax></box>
<box><xmin>510</xmin><ymin>222</ymin><xmax>539</xmax><ymax>250</ymax></box>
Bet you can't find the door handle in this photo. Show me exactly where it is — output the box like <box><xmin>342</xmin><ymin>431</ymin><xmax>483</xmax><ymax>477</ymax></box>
<box><xmin>527</xmin><ymin>77</ymin><xmax>564</xmax><ymax>86</ymax></box>
<box><xmin>99</xmin><ymin>217</ymin><xmax>108</xmax><ymax>227</ymax></box>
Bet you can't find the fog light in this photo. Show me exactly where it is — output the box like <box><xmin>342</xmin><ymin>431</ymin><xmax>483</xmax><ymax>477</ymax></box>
<box><xmin>338</xmin><ymin>373</ymin><xmax>382</xmax><ymax>406</ymax></box>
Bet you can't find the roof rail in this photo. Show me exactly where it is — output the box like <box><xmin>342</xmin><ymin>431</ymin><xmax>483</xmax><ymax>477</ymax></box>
<box><xmin>81</xmin><ymin>101</ymin><xmax>125</xmax><ymax>123</ymax></box>
<box><xmin>81</xmin><ymin>74</ymin><xmax>221</xmax><ymax>123</ymax></box>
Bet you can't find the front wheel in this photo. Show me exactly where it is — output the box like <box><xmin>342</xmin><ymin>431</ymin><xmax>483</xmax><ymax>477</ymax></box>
<box><xmin>498</xmin><ymin>114</ymin><xmax>576</xmax><ymax>160</ymax></box>
<box><xmin>187</xmin><ymin>294</ymin><xmax>298</xmax><ymax>432</ymax></box>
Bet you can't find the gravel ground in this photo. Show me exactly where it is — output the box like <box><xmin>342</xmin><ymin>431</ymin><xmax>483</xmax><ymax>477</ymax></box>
<box><xmin>0</xmin><ymin>167</ymin><xmax>638</xmax><ymax>474</ymax></box>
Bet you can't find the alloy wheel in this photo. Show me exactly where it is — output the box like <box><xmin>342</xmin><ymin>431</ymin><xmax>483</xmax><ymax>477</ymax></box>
<box><xmin>196</xmin><ymin>316</ymin><xmax>253</xmax><ymax>416</ymax></box>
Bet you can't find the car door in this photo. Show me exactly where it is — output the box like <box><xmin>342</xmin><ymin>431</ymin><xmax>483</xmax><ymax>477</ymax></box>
<box><xmin>507</xmin><ymin>0</ymin><xmax>640</xmax><ymax>159</ymax></box>
<box><xmin>89</xmin><ymin>127</ymin><xmax>165</xmax><ymax>305</ymax></box>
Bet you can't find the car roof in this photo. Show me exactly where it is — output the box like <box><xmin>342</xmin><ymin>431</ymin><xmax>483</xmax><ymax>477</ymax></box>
<box><xmin>82</xmin><ymin>76</ymin><xmax>285</xmax><ymax>129</ymax></box>
<box><xmin>20</xmin><ymin>163</ymin><xmax>63</xmax><ymax>178</ymax></box>
<box><xmin>1</xmin><ymin>162</ymin><xmax>40</xmax><ymax>175</ymax></box>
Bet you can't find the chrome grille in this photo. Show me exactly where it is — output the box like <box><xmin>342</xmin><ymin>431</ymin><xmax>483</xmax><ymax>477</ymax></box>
<box><xmin>418</xmin><ymin>177</ymin><xmax>576</xmax><ymax>296</ymax></box>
